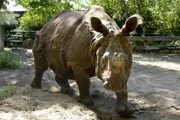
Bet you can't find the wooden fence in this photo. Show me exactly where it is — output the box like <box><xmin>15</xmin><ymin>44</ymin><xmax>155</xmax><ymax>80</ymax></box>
<box><xmin>4</xmin><ymin>30</ymin><xmax>180</xmax><ymax>52</ymax></box>
<box><xmin>4</xmin><ymin>30</ymin><xmax>36</xmax><ymax>47</ymax></box>
<box><xmin>128</xmin><ymin>36</ymin><xmax>180</xmax><ymax>51</ymax></box>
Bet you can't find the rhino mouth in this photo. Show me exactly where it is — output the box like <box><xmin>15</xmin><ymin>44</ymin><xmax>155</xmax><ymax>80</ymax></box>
<box><xmin>102</xmin><ymin>79</ymin><xmax>122</xmax><ymax>92</ymax></box>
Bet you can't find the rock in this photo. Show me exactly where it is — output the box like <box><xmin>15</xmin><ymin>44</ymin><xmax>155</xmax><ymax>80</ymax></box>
<box><xmin>22</xmin><ymin>38</ymin><xmax>34</xmax><ymax>49</ymax></box>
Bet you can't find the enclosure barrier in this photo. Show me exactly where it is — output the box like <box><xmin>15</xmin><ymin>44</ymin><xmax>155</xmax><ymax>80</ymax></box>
<box><xmin>128</xmin><ymin>36</ymin><xmax>180</xmax><ymax>51</ymax></box>
<box><xmin>4</xmin><ymin>31</ymin><xmax>180</xmax><ymax>52</ymax></box>
<box><xmin>4</xmin><ymin>30</ymin><xmax>36</xmax><ymax>47</ymax></box>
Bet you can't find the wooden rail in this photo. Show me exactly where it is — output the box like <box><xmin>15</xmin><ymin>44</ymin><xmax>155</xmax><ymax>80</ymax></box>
<box><xmin>128</xmin><ymin>36</ymin><xmax>180</xmax><ymax>41</ymax></box>
<box><xmin>4</xmin><ymin>31</ymin><xmax>180</xmax><ymax>51</ymax></box>
<box><xmin>128</xmin><ymin>36</ymin><xmax>180</xmax><ymax>51</ymax></box>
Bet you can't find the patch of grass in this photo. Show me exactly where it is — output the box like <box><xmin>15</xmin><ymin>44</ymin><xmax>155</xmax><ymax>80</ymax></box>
<box><xmin>0</xmin><ymin>87</ymin><xmax>16</xmax><ymax>101</ymax></box>
<box><xmin>0</xmin><ymin>50</ymin><xmax>21</xmax><ymax>69</ymax></box>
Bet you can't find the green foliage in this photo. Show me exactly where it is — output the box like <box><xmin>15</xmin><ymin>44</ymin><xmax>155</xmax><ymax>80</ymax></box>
<box><xmin>0</xmin><ymin>0</ymin><xmax>9</xmax><ymax>10</ymax></box>
<box><xmin>149</xmin><ymin>0</ymin><xmax>180</xmax><ymax>34</ymax></box>
<box><xmin>87</xmin><ymin>0</ymin><xmax>128</xmax><ymax>26</ymax></box>
<box><xmin>0</xmin><ymin>50</ymin><xmax>21</xmax><ymax>69</ymax></box>
<box><xmin>16</xmin><ymin>0</ymin><xmax>73</xmax><ymax>30</ymax></box>
<box><xmin>15</xmin><ymin>0</ymin><xmax>180</xmax><ymax>34</ymax></box>
<box><xmin>0</xmin><ymin>87</ymin><xmax>16</xmax><ymax>101</ymax></box>
<box><xmin>0</xmin><ymin>0</ymin><xmax>19</xmax><ymax>26</ymax></box>
<box><xmin>0</xmin><ymin>11</ymin><xmax>19</xmax><ymax>25</ymax></box>
<box><xmin>77</xmin><ymin>0</ymin><xmax>180</xmax><ymax>35</ymax></box>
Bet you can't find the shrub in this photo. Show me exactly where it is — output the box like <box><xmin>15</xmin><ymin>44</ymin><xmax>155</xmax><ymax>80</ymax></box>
<box><xmin>0</xmin><ymin>87</ymin><xmax>16</xmax><ymax>101</ymax></box>
<box><xmin>0</xmin><ymin>50</ymin><xmax>21</xmax><ymax>69</ymax></box>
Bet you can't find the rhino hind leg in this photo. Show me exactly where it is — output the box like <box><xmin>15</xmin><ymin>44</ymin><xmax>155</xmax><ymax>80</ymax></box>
<box><xmin>31</xmin><ymin>51</ymin><xmax>48</xmax><ymax>88</ymax></box>
<box><xmin>55</xmin><ymin>75</ymin><xmax>74</xmax><ymax>94</ymax></box>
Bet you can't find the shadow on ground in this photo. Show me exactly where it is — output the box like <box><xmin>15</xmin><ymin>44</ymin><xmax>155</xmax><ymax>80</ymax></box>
<box><xmin>0</xmin><ymin>49</ymin><xmax>180</xmax><ymax>120</ymax></box>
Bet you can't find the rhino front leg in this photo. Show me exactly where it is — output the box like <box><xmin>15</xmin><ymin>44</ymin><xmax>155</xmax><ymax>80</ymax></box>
<box><xmin>72</xmin><ymin>66</ymin><xmax>92</xmax><ymax>105</ymax></box>
<box><xmin>115</xmin><ymin>88</ymin><xmax>135</xmax><ymax>116</ymax></box>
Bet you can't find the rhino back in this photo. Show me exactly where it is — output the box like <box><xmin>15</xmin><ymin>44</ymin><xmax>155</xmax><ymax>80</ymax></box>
<box><xmin>33</xmin><ymin>10</ymin><xmax>94</xmax><ymax>77</ymax></box>
<box><xmin>33</xmin><ymin>6</ymin><xmax>119</xmax><ymax>77</ymax></box>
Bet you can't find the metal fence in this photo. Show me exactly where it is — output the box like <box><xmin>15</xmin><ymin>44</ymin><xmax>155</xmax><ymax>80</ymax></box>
<box><xmin>4</xmin><ymin>30</ymin><xmax>36</xmax><ymax>47</ymax></box>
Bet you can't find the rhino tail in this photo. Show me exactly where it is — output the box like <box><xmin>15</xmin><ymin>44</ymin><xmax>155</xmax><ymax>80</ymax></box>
<box><xmin>32</xmin><ymin>32</ymin><xmax>43</xmax><ymax>51</ymax></box>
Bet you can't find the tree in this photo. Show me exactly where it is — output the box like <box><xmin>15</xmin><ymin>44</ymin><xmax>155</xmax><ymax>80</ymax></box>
<box><xmin>15</xmin><ymin>0</ymin><xmax>73</xmax><ymax>30</ymax></box>
<box><xmin>87</xmin><ymin>0</ymin><xmax>180</xmax><ymax>35</ymax></box>
<box><xmin>13</xmin><ymin>0</ymin><xmax>180</xmax><ymax>34</ymax></box>
<box><xmin>0</xmin><ymin>0</ymin><xmax>9</xmax><ymax>10</ymax></box>
<box><xmin>0</xmin><ymin>11</ymin><xmax>19</xmax><ymax>51</ymax></box>
<box><xmin>0</xmin><ymin>0</ymin><xmax>19</xmax><ymax>51</ymax></box>
<box><xmin>0</xmin><ymin>0</ymin><xmax>8</xmax><ymax>51</ymax></box>
<box><xmin>85</xmin><ymin>0</ymin><xmax>130</xmax><ymax>26</ymax></box>
<box><xmin>149</xmin><ymin>0</ymin><xmax>180</xmax><ymax>34</ymax></box>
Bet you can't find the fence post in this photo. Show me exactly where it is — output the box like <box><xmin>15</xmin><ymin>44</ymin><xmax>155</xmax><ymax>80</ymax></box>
<box><xmin>0</xmin><ymin>25</ymin><xmax>4</xmax><ymax>51</ymax></box>
<box><xmin>142</xmin><ymin>25</ymin><xmax>148</xmax><ymax>48</ymax></box>
<box><xmin>22</xmin><ymin>31</ymin><xmax>25</xmax><ymax>41</ymax></box>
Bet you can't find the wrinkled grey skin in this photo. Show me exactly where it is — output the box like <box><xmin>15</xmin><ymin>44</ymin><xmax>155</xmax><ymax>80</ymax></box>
<box><xmin>31</xmin><ymin>5</ymin><xmax>142</xmax><ymax>116</ymax></box>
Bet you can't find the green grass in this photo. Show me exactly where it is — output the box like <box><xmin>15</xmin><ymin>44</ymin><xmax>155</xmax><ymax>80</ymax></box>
<box><xmin>0</xmin><ymin>87</ymin><xmax>16</xmax><ymax>101</ymax></box>
<box><xmin>0</xmin><ymin>50</ymin><xmax>21</xmax><ymax>69</ymax></box>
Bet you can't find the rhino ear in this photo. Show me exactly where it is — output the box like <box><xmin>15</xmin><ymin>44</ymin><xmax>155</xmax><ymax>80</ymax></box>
<box><xmin>91</xmin><ymin>17</ymin><xmax>109</xmax><ymax>36</ymax></box>
<box><xmin>122</xmin><ymin>14</ymin><xmax>143</xmax><ymax>35</ymax></box>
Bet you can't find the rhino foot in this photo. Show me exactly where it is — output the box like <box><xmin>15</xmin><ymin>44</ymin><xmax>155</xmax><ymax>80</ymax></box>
<box><xmin>77</xmin><ymin>96</ymin><xmax>93</xmax><ymax>105</ymax></box>
<box><xmin>60</xmin><ymin>87</ymin><xmax>74</xmax><ymax>94</ymax></box>
<box><xmin>31</xmin><ymin>81</ymin><xmax>41</xmax><ymax>89</ymax></box>
<box><xmin>116</xmin><ymin>101</ymin><xmax>135</xmax><ymax>117</ymax></box>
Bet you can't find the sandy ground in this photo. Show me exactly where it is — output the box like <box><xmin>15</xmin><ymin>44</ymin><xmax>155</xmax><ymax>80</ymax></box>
<box><xmin>0</xmin><ymin>48</ymin><xmax>180</xmax><ymax>120</ymax></box>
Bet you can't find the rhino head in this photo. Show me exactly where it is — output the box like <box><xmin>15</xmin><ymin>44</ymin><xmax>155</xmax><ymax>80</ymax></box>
<box><xmin>90</xmin><ymin>15</ymin><xmax>143</xmax><ymax>92</ymax></box>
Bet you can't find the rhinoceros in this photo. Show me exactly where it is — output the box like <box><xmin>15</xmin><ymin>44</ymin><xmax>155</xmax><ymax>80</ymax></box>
<box><xmin>31</xmin><ymin>5</ymin><xmax>143</xmax><ymax>116</ymax></box>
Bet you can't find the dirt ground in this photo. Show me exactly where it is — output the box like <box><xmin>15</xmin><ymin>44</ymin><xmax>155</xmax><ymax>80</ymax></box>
<box><xmin>0</xmin><ymin>48</ymin><xmax>180</xmax><ymax>120</ymax></box>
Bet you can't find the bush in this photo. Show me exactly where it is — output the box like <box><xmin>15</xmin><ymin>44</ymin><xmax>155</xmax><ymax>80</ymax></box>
<box><xmin>0</xmin><ymin>50</ymin><xmax>21</xmax><ymax>69</ymax></box>
<box><xmin>0</xmin><ymin>87</ymin><xmax>16</xmax><ymax>101</ymax></box>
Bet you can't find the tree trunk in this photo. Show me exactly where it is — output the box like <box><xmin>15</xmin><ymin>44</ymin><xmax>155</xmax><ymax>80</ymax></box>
<box><xmin>0</xmin><ymin>25</ymin><xmax>4</xmax><ymax>51</ymax></box>
<box><xmin>136</xmin><ymin>0</ymin><xmax>142</xmax><ymax>14</ymax></box>
<box><xmin>0</xmin><ymin>0</ymin><xmax>4</xmax><ymax>9</ymax></box>
<box><xmin>121</xmin><ymin>0</ymin><xmax>128</xmax><ymax>19</ymax></box>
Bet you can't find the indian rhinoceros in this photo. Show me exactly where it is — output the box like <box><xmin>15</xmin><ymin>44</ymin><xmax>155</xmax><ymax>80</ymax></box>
<box><xmin>31</xmin><ymin>5</ymin><xmax>143</xmax><ymax>116</ymax></box>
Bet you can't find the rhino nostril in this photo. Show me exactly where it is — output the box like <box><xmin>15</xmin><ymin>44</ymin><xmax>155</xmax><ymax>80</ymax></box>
<box><xmin>114</xmin><ymin>52</ymin><xmax>118</xmax><ymax>57</ymax></box>
<box><xmin>103</xmin><ymin>80</ymin><xmax>110</xmax><ymax>90</ymax></box>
